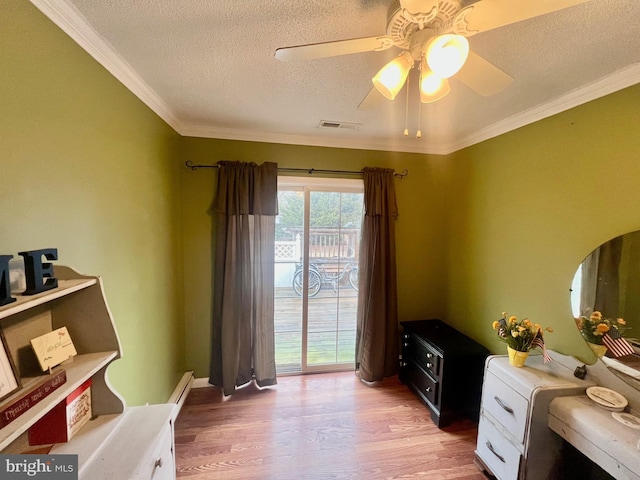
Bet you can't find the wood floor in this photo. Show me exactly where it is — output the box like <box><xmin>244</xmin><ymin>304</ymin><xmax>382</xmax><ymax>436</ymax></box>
<box><xmin>174</xmin><ymin>372</ymin><xmax>485</xmax><ymax>480</ymax></box>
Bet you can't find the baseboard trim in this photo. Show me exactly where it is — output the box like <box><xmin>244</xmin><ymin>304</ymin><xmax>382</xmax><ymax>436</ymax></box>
<box><xmin>193</xmin><ymin>377</ymin><xmax>212</xmax><ymax>389</ymax></box>
<box><xmin>169</xmin><ymin>371</ymin><xmax>194</xmax><ymax>420</ymax></box>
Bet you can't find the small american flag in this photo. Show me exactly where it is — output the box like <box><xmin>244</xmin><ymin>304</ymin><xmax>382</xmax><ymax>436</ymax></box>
<box><xmin>497</xmin><ymin>317</ymin><xmax>508</xmax><ymax>338</ymax></box>
<box><xmin>602</xmin><ymin>328</ymin><xmax>635</xmax><ymax>357</ymax></box>
<box><xmin>531</xmin><ymin>331</ymin><xmax>552</xmax><ymax>363</ymax></box>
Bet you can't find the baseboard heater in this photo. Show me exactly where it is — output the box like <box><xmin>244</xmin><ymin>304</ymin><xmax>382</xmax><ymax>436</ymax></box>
<box><xmin>169</xmin><ymin>371</ymin><xmax>194</xmax><ymax>421</ymax></box>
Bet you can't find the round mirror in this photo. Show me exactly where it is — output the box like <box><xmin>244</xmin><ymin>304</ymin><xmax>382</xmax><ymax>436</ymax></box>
<box><xmin>570</xmin><ymin>231</ymin><xmax>640</xmax><ymax>385</ymax></box>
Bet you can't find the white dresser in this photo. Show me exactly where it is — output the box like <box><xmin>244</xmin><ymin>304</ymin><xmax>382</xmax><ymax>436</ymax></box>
<box><xmin>475</xmin><ymin>354</ymin><xmax>592</xmax><ymax>480</ymax></box>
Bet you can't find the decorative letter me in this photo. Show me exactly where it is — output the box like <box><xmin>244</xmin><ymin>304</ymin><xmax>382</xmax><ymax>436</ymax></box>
<box><xmin>19</xmin><ymin>248</ymin><xmax>59</xmax><ymax>295</ymax></box>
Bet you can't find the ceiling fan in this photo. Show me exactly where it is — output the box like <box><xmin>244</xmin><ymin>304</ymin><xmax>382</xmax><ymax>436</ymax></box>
<box><xmin>275</xmin><ymin>0</ymin><xmax>590</xmax><ymax>109</ymax></box>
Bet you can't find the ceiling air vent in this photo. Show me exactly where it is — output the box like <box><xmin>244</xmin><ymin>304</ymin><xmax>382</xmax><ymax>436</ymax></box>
<box><xmin>318</xmin><ymin>120</ymin><xmax>362</xmax><ymax>130</ymax></box>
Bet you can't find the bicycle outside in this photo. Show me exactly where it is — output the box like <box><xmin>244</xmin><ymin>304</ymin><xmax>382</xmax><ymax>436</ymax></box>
<box><xmin>292</xmin><ymin>259</ymin><xmax>359</xmax><ymax>297</ymax></box>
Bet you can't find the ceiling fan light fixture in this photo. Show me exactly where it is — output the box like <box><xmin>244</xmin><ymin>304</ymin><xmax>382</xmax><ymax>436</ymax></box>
<box><xmin>419</xmin><ymin>66</ymin><xmax>450</xmax><ymax>103</ymax></box>
<box><xmin>372</xmin><ymin>51</ymin><xmax>414</xmax><ymax>100</ymax></box>
<box><xmin>425</xmin><ymin>34</ymin><xmax>469</xmax><ymax>79</ymax></box>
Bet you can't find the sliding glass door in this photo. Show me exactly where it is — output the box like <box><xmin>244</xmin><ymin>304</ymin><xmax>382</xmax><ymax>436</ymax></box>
<box><xmin>274</xmin><ymin>177</ymin><xmax>363</xmax><ymax>373</ymax></box>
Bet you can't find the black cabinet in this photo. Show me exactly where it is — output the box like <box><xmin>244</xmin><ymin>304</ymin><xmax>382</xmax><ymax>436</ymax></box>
<box><xmin>400</xmin><ymin>319</ymin><xmax>489</xmax><ymax>428</ymax></box>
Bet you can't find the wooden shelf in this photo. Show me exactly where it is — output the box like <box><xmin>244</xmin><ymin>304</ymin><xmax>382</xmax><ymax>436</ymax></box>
<box><xmin>0</xmin><ymin>279</ymin><xmax>96</xmax><ymax>320</ymax></box>
<box><xmin>0</xmin><ymin>351</ymin><xmax>118</xmax><ymax>450</ymax></box>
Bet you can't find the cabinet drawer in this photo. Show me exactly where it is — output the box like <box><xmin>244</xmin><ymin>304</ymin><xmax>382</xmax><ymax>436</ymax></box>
<box><xmin>482</xmin><ymin>371</ymin><xmax>529</xmax><ymax>444</ymax></box>
<box><xmin>405</xmin><ymin>361</ymin><xmax>438</xmax><ymax>406</ymax></box>
<box><xmin>142</xmin><ymin>423</ymin><xmax>175</xmax><ymax>480</ymax></box>
<box><xmin>477</xmin><ymin>415</ymin><xmax>522</xmax><ymax>480</ymax></box>
<box><xmin>80</xmin><ymin>405</ymin><xmax>176</xmax><ymax>480</ymax></box>
<box><xmin>404</xmin><ymin>334</ymin><xmax>441</xmax><ymax>379</ymax></box>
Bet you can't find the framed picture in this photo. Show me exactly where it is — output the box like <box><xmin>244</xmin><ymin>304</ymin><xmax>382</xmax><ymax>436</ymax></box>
<box><xmin>0</xmin><ymin>332</ymin><xmax>20</xmax><ymax>402</ymax></box>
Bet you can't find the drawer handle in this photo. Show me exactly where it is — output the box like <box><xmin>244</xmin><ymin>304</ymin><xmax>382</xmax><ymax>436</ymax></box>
<box><xmin>426</xmin><ymin>362</ymin><xmax>433</xmax><ymax>368</ymax></box>
<box><xmin>425</xmin><ymin>386</ymin><xmax>431</xmax><ymax>393</ymax></box>
<box><xmin>403</xmin><ymin>342</ymin><xmax>409</xmax><ymax>347</ymax></box>
<box><xmin>494</xmin><ymin>396</ymin><xmax>514</xmax><ymax>414</ymax></box>
<box><xmin>154</xmin><ymin>458</ymin><xmax>163</xmax><ymax>469</ymax></box>
<box><xmin>485</xmin><ymin>441</ymin><xmax>506</xmax><ymax>463</ymax></box>
<box><xmin>426</xmin><ymin>353</ymin><xmax>433</xmax><ymax>359</ymax></box>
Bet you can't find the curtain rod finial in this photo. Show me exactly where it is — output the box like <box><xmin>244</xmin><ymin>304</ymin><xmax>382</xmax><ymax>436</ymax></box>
<box><xmin>395</xmin><ymin>169</ymin><xmax>408</xmax><ymax>179</ymax></box>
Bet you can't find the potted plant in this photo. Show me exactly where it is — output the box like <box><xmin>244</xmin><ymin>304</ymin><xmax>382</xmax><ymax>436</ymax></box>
<box><xmin>575</xmin><ymin>311</ymin><xmax>628</xmax><ymax>358</ymax></box>
<box><xmin>493</xmin><ymin>313</ymin><xmax>552</xmax><ymax>367</ymax></box>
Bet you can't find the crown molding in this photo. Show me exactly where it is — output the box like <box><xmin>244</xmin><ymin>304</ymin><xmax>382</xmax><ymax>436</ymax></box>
<box><xmin>449</xmin><ymin>62</ymin><xmax>640</xmax><ymax>153</ymax></box>
<box><xmin>29</xmin><ymin>0</ymin><xmax>183</xmax><ymax>132</ymax></box>
<box><xmin>30</xmin><ymin>0</ymin><xmax>640</xmax><ymax>156</ymax></box>
<box><xmin>179</xmin><ymin>123</ymin><xmax>453</xmax><ymax>155</ymax></box>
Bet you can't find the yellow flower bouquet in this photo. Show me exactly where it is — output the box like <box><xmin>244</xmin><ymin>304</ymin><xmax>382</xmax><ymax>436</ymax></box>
<box><xmin>575</xmin><ymin>311</ymin><xmax>627</xmax><ymax>346</ymax></box>
<box><xmin>493</xmin><ymin>312</ymin><xmax>553</xmax><ymax>366</ymax></box>
<box><xmin>493</xmin><ymin>312</ymin><xmax>553</xmax><ymax>352</ymax></box>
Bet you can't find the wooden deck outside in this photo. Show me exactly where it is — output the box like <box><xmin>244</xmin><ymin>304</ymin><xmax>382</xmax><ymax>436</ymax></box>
<box><xmin>274</xmin><ymin>285</ymin><xmax>358</xmax><ymax>372</ymax></box>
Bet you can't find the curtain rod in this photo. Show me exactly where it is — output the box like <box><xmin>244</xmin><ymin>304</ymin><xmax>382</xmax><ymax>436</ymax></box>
<box><xmin>184</xmin><ymin>160</ymin><xmax>408</xmax><ymax>179</ymax></box>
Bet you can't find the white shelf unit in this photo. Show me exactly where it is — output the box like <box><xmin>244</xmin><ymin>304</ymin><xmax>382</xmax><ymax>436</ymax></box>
<box><xmin>0</xmin><ymin>266</ymin><xmax>176</xmax><ymax>480</ymax></box>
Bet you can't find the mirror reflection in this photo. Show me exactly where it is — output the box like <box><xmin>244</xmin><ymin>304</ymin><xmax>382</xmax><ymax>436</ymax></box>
<box><xmin>571</xmin><ymin>231</ymin><xmax>640</xmax><ymax>386</ymax></box>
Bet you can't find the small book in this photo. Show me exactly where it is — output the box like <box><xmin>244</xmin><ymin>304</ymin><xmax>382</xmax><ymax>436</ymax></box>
<box><xmin>0</xmin><ymin>369</ymin><xmax>67</xmax><ymax>428</ymax></box>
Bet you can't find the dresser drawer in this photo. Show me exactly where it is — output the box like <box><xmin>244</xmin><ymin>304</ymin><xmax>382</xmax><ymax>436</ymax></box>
<box><xmin>404</xmin><ymin>361</ymin><xmax>438</xmax><ymax>406</ymax></box>
<box><xmin>79</xmin><ymin>405</ymin><xmax>176</xmax><ymax>480</ymax></box>
<box><xmin>404</xmin><ymin>333</ymin><xmax>441</xmax><ymax>379</ymax></box>
<box><xmin>140</xmin><ymin>423</ymin><xmax>175</xmax><ymax>480</ymax></box>
<box><xmin>477</xmin><ymin>415</ymin><xmax>522</xmax><ymax>480</ymax></box>
<box><xmin>482</xmin><ymin>370</ymin><xmax>529</xmax><ymax>444</ymax></box>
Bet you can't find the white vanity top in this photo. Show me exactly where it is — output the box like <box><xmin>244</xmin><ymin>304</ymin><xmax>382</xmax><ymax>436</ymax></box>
<box><xmin>549</xmin><ymin>394</ymin><xmax>640</xmax><ymax>480</ymax></box>
<box><xmin>488</xmin><ymin>353</ymin><xmax>589</xmax><ymax>394</ymax></box>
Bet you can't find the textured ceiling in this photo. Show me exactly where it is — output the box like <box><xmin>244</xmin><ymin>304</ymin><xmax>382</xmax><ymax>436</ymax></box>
<box><xmin>32</xmin><ymin>0</ymin><xmax>640</xmax><ymax>154</ymax></box>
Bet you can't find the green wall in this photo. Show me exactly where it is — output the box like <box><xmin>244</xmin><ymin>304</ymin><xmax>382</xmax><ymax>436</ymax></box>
<box><xmin>445</xmin><ymin>84</ymin><xmax>640</xmax><ymax>362</ymax></box>
<box><xmin>1</xmin><ymin>0</ymin><xmax>185</xmax><ymax>404</ymax></box>
<box><xmin>179</xmin><ymin>138</ymin><xmax>450</xmax><ymax>376</ymax></box>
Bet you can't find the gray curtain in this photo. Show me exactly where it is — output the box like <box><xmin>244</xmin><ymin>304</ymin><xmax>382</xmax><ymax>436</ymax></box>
<box><xmin>594</xmin><ymin>237</ymin><xmax>622</xmax><ymax>315</ymax></box>
<box><xmin>579</xmin><ymin>248</ymin><xmax>599</xmax><ymax>316</ymax></box>
<box><xmin>355</xmin><ymin>167</ymin><xmax>399</xmax><ymax>382</ymax></box>
<box><xmin>580</xmin><ymin>236</ymin><xmax>623</xmax><ymax>317</ymax></box>
<box><xmin>209</xmin><ymin>161</ymin><xmax>278</xmax><ymax>395</ymax></box>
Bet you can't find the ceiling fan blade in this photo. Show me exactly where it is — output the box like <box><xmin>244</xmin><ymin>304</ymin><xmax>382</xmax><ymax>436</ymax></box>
<box><xmin>357</xmin><ymin>86</ymin><xmax>387</xmax><ymax>111</ymax></box>
<box><xmin>275</xmin><ymin>35</ymin><xmax>394</xmax><ymax>62</ymax></box>
<box><xmin>455</xmin><ymin>50</ymin><xmax>513</xmax><ymax>97</ymax></box>
<box><xmin>453</xmin><ymin>0</ymin><xmax>590</xmax><ymax>37</ymax></box>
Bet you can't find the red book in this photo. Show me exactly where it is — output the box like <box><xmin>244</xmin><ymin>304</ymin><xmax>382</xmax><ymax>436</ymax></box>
<box><xmin>28</xmin><ymin>379</ymin><xmax>92</xmax><ymax>445</ymax></box>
